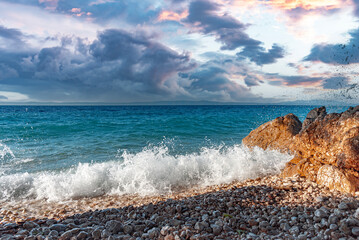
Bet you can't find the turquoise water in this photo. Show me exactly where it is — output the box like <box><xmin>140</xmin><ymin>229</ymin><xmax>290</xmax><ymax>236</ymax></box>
<box><xmin>0</xmin><ymin>105</ymin><xmax>349</xmax><ymax>201</ymax></box>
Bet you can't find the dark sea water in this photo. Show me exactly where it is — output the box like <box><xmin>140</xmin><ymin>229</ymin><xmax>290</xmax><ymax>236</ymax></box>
<box><xmin>0</xmin><ymin>105</ymin><xmax>349</xmax><ymax>201</ymax></box>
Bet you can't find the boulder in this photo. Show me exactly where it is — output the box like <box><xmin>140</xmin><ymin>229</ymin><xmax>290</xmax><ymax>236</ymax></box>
<box><xmin>301</xmin><ymin>106</ymin><xmax>327</xmax><ymax>131</ymax></box>
<box><xmin>242</xmin><ymin>113</ymin><xmax>301</xmax><ymax>153</ymax></box>
<box><xmin>294</xmin><ymin>107</ymin><xmax>359</xmax><ymax>170</ymax></box>
<box><xmin>316</xmin><ymin>165</ymin><xmax>358</xmax><ymax>193</ymax></box>
<box><xmin>243</xmin><ymin>106</ymin><xmax>359</xmax><ymax>193</ymax></box>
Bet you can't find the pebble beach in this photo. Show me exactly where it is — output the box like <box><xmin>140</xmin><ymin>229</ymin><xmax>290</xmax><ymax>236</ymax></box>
<box><xmin>1</xmin><ymin>174</ymin><xmax>359</xmax><ymax>239</ymax></box>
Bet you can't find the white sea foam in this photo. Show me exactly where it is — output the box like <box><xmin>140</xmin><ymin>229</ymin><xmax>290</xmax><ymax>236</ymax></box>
<box><xmin>14</xmin><ymin>158</ymin><xmax>34</xmax><ymax>164</ymax></box>
<box><xmin>0</xmin><ymin>144</ymin><xmax>292</xmax><ymax>202</ymax></box>
<box><xmin>0</xmin><ymin>142</ymin><xmax>15</xmax><ymax>160</ymax></box>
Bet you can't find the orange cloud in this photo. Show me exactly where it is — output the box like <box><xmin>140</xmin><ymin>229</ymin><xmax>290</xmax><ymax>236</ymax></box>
<box><xmin>158</xmin><ymin>10</ymin><xmax>188</xmax><ymax>22</ymax></box>
<box><xmin>71</xmin><ymin>8</ymin><xmax>81</xmax><ymax>13</ymax></box>
<box><xmin>260</xmin><ymin>0</ymin><xmax>344</xmax><ymax>10</ymax></box>
<box><xmin>232</xmin><ymin>0</ymin><xmax>346</xmax><ymax>10</ymax></box>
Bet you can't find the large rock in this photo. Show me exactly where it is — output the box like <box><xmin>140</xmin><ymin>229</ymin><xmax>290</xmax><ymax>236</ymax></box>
<box><xmin>243</xmin><ymin>106</ymin><xmax>359</xmax><ymax>193</ymax></box>
<box><xmin>242</xmin><ymin>113</ymin><xmax>302</xmax><ymax>153</ymax></box>
<box><xmin>316</xmin><ymin>165</ymin><xmax>359</xmax><ymax>193</ymax></box>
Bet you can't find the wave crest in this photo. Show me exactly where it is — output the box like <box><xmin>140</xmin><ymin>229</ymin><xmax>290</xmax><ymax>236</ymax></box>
<box><xmin>0</xmin><ymin>144</ymin><xmax>292</xmax><ymax>201</ymax></box>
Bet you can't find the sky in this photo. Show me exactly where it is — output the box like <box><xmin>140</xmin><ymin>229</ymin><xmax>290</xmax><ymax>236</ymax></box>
<box><xmin>0</xmin><ymin>0</ymin><xmax>359</xmax><ymax>104</ymax></box>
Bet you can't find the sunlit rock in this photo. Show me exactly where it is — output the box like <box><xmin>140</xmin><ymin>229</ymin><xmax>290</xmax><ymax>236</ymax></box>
<box><xmin>242</xmin><ymin>113</ymin><xmax>301</xmax><ymax>153</ymax></box>
<box><xmin>243</xmin><ymin>106</ymin><xmax>359</xmax><ymax>193</ymax></box>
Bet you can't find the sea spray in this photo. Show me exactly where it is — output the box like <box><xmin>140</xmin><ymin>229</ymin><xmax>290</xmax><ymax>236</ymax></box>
<box><xmin>0</xmin><ymin>144</ymin><xmax>292</xmax><ymax>202</ymax></box>
<box><xmin>0</xmin><ymin>142</ymin><xmax>15</xmax><ymax>161</ymax></box>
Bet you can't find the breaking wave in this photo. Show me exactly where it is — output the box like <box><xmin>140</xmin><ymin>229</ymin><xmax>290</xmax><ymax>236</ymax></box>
<box><xmin>0</xmin><ymin>144</ymin><xmax>292</xmax><ymax>202</ymax></box>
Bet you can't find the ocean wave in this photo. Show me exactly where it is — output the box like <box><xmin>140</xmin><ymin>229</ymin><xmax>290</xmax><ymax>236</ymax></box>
<box><xmin>0</xmin><ymin>144</ymin><xmax>292</xmax><ymax>202</ymax></box>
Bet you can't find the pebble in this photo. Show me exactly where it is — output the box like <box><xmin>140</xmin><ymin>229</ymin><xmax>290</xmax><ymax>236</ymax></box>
<box><xmin>123</xmin><ymin>224</ymin><xmax>133</xmax><ymax>235</ymax></box>
<box><xmin>352</xmin><ymin>227</ymin><xmax>359</xmax><ymax>236</ymax></box>
<box><xmin>354</xmin><ymin>208</ymin><xmax>359</xmax><ymax>219</ymax></box>
<box><xmin>148</xmin><ymin>227</ymin><xmax>160</xmax><ymax>238</ymax></box>
<box><xmin>105</xmin><ymin>220</ymin><xmax>123</xmax><ymax>234</ymax></box>
<box><xmin>49</xmin><ymin>224</ymin><xmax>67</xmax><ymax>232</ymax></box>
<box><xmin>338</xmin><ymin>202</ymin><xmax>349</xmax><ymax>210</ymax></box>
<box><xmin>23</xmin><ymin>221</ymin><xmax>39</xmax><ymax>230</ymax></box>
<box><xmin>314</xmin><ymin>209</ymin><xmax>328</xmax><ymax>218</ymax></box>
<box><xmin>1</xmin><ymin>174</ymin><xmax>359</xmax><ymax>239</ymax></box>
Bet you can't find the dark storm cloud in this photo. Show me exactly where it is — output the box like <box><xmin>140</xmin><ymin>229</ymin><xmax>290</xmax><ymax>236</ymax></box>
<box><xmin>184</xmin><ymin>0</ymin><xmax>285</xmax><ymax>65</ymax></box>
<box><xmin>0</xmin><ymin>63</ymin><xmax>19</xmax><ymax>80</ymax></box>
<box><xmin>304</xmin><ymin>28</ymin><xmax>359</xmax><ymax>64</ymax></box>
<box><xmin>0</xmin><ymin>25</ymin><xmax>26</xmax><ymax>46</ymax></box>
<box><xmin>244</xmin><ymin>75</ymin><xmax>262</xmax><ymax>87</ymax></box>
<box><xmin>0</xmin><ymin>20</ymin><xmax>268</xmax><ymax>103</ymax></box>
<box><xmin>179</xmin><ymin>59</ymin><xmax>264</xmax><ymax>101</ymax></box>
<box><xmin>189</xmin><ymin>66</ymin><xmax>227</xmax><ymax>91</ymax></box>
<box><xmin>0</xmin><ymin>50</ymin><xmax>33</xmax><ymax>82</ymax></box>
<box><xmin>237</xmin><ymin>44</ymin><xmax>285</xmax><ymax>66</ymax></box>
<box><xmin>185</xmin><ymin>0</ymin><xmax>255</xmax><ymax>50</ymax></box>
<box><xmin>89</xmin><ymin>29</ymin><xmax>195</xmax><ymax>93</ymax></box>
<box><xmin>0</xmin><ymin>26</ymin><xmax>23</xmax><ymax>41</ymax></box>
<box><xmin>0</xmin><ymin>28</ymin><xmax>197</xmax><ymax>102</ymax></box>
<box><xmin>198</xmin><ymin>51</ymin><xmax>265</xmax><ymax>87</ymax></box>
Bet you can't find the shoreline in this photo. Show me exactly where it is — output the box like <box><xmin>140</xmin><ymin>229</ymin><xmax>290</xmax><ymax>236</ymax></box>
<box><xmin>1</xmin><ymin>174</ymin><xmax>359</xmax><ymax>239</ymax></box>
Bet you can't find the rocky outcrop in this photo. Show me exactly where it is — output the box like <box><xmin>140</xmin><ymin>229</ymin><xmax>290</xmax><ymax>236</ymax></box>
<box><xmin>242</xmin><ymin>114</ymin><xmax>302</xmax><ymax>153</ymax></box>
<box><xmin>243</xmin><ymin>106</ymin><xmax>359</xmax><ymax>193</ymax></box>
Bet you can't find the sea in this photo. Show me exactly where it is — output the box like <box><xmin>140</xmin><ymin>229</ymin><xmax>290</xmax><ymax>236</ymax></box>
<box><xmin>0</xmin><ymin>105</ymin><xmax>350</xmax><ymax>203</ymax></box>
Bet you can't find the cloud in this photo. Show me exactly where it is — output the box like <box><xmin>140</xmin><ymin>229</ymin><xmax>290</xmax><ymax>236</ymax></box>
<box><xmin>322</xmin><ymin>76</ymin><xmax>350</xmax><ymax>89</ymax></box>
<box><xmin>183</xmin><ymin>64</ymin><xmax>261</xmax><ymax>102</ymax></box>
<box><xmin>158</xmin><ymin>10</ymin><xmax>189</xmax><ymax>22</ymax></box>
<box><xmin>304</xmin><ymin>27</ymin><xmax>359</xmax><ymax>64</ymax></box>
<box><xmin>0</xmin><ymin>28</ymin><xmax>199</xmax><ymax>102</ymax></box>
<box><xmin>55</xmin><ymin>0</ymin><xmax>161</xmax><ymax>24</ymax></box>
<box><xmin>0</xmin><ymin>63</ymin><xmax>19</xmax><ymax>80</ymax></box>
<box><xmin>250</xmin><ymin>0</ymin><xmax>345</xmax><ymax>20</ymax></box>
<box><xmin>0</xmin><ymin>25</ymin><xmax>24</xmax><ymax>42</ymax></box>
<box><xmin>0</xmin><ymin>26</ymin><xmax>270</xmax><ymax>103</ymax></box>
<box><xmin>0</xmin><ymin>91</ymin><xmax>29</xmax><ymax>101</ymax></box>
<box><xmin>88</xmin><ymin>29</ymin><xmax>196</xmax><ymax>93</ymax></box>
<box><xmin>0</xmin><ymin>25</ymin><xmax>26</xmax><ymax>48</ymax></box>
<box><xmin>352</xmin><ymin>0</ymin><xmax>359</xmax><ymax>17</ymax></box>
<box><xmin>244</xmin><ymin>74</ymin><xmax>262</xmax><ymax>87</ymax></box>
<box><xmin>198</xmin><ymin>51</ymin><xmax>266</xmax><ymax>87</ymax></box>
<box><xmin>266</xmin><ymin>74</ymin><xmax>323</xmax><ymax>87</ymax></box>
<box><xmin>237</xmin><ymin>44</ymin><xmax>285</xmax><ymax>66</ymax></box>
<box><xmin>181</xmin><ymin>0</ymin><xmax>285</xmax><ymax>65</ymax></box>
<box><xmin>266</xmin><ymin>73</ymin><xmax>353</xmax><ymax>90</ymax></box>
<box><xmin>184</xmin><ymin>0</ymin><xmax>254</xmax><ymax>50</ymax></box>
<box><xmin>280</xmin><ymin>75</ymin><xmax>322</xmax><ymax>87</ymax></box>
<box><xmin>38</xmin><ymin>0</ymin><xmax>59</xmax><ymax>10</ymax></box>
<box><xmin>261</xmin><ymin>0</ymin><xmax>343</xmax><ymax>10</ymax></box>
<box><xmin>176</xmin><ymin>56</ymin><xmax>267</xmax><ymax>101</ymax></box>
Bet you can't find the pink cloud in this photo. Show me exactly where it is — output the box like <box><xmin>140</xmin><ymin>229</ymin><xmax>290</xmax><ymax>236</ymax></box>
<box><xmin>158</xmin><ymin>10</ymin><xmax>189</xmax><ymax>22</ymax></box>
<box><xmin>71</xmin><ymin>8</ymin><xmax>81</xmax><ymax>13</ymax></box>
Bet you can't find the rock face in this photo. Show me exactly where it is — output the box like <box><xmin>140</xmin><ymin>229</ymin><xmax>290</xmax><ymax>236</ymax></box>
<box><xmin>243</xmin><ymin>106</ymin><xmax>359</xmax><ymax>193</ymax></box>
<box><xmin>242</xmin><ymin>113</ymin><xmax>302</xmax><ymax>153</ymax></box>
